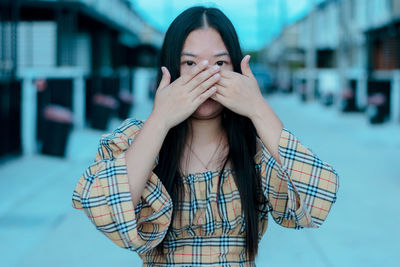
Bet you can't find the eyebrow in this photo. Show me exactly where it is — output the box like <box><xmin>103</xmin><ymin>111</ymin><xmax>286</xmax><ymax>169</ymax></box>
<box><xmin>181</xmin><ymin>52</ymin><xmax>229</xmax><ymax>57</ymax></box>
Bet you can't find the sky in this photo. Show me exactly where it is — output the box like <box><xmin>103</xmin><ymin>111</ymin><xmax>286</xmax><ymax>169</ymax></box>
<box><xmin>130</xmin><ymin>0</ymin><xmax>313</xmax><ymax>51</ymax></box>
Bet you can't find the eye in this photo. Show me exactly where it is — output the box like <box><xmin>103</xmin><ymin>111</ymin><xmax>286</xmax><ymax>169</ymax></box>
<box><xmin>216</xmin><ymin>61</ymin><xmax>226</xmax><ymax>66</ymax></box>
<box><xmin>183</xmin><ymin>60</ymin><xmax>195</xmax><ymax>66</ymax></box>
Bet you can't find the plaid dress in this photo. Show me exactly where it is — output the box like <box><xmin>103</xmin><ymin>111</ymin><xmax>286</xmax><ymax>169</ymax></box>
<box><xmin>72</xmin><ymin>118</ymin><xmax>339</xmax><ymax>266</ymax></box>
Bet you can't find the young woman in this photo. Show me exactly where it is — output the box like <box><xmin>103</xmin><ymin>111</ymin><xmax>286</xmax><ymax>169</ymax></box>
<box><xmin>72</xmin><ymin>6</ymin><xmax>339</xmax><ymax>266</ymax></box>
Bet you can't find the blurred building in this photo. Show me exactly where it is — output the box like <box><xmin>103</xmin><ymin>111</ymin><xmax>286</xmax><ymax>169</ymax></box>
<box><xmin>263</xmin><ymin>0</ymin><xmax>400</xmax><ymax>125</ymax></box>
<box><xmin>0</xmin><ymin>0</ymin><xmax>163</xmax><ymax>159</ymax></box>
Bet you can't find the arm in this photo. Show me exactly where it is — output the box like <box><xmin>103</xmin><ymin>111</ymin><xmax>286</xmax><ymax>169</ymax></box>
<box><xmin>125</xmin><ymin>114</ymin><xmax>169</xmax><ymax>208</ymax></box>
<box><xmin>250</xmin><ymin>99</ymin><xmax>303</xmax><ymax>209</ymax></box>
<box><xmin>250</xmin><ymin>99</ymin><xmax>283</xmax><ymax>165</ymax></box>
<box><xmin>256</xmin><ymin>128</ymin><xmax>339</xmax><ymax>229</ymax></box>
<box><xmin>72</xmin><ymin>118</ymin><xmax>173</xmax><ymax>252</ymax></box>
<box><xmin>248</xmin><ymin>83</ymin><xmax>338</xmax><ymax>228</ymax></box>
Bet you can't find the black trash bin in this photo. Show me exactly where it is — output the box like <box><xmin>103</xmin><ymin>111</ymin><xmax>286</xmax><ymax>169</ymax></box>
<box><xmin>41</xmin><ymin>105</ymin><xmax>73</xmax><ymax>157</ymax></box>
<box><xmin>367</xmin><ymin>93</ymin><xmax>386</xmax><ymax>124</ymax></box>
<box><xmin>299</xmin><ymin>84</ymin><xmax>307</xmax><ymax>102</ymax></box>
<box><xmin>117</xmin><ymin>90</ymin><xmax>134</xmax><ymax>119</ymax></box>
<box><xmin>90</xmin><ymin>93</ymin><xmax>118</xmax><ymax>130</ymax></box>
<box><xmin>321</xmin><ymin>92</ymin><xmax>334</xmax><ymax>106</ymax></box>
<box><xmin>341</xmin><ymin>88</ymin><xmax>357</xmax><ymax>112</ymax></box>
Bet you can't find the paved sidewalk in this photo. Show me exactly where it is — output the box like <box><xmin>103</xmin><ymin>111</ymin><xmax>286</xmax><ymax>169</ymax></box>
<box><xmin>1</xmin><ymin>93</ymin><xmax>399</xmax><ymax>267</ymax></box>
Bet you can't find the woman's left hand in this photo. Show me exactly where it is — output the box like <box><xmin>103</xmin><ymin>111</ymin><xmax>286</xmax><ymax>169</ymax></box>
<box><xmin>211</xmin><ymin>55</ymin><xmax>267</xmax><ymax>119</ymax></box>
<box><xmin>212</xmin><ymin>55</ymin><xmax>284</xmax><ymax>164</ymax></box>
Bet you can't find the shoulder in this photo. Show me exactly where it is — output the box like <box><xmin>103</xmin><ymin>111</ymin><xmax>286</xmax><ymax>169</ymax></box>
<box><xmin>105</xmin><ymin>118</ymin><xmax>145</xmax><ymax>142</ymax></box>
<box><xmin>97</xmin><ymin>118</ymin><xmax>144</xmax><ymax>155</ymax></box>
<box><xmin>115</xmin><ymin>118</ymin><xmax>145</xmax><ymax>134</ymax></box>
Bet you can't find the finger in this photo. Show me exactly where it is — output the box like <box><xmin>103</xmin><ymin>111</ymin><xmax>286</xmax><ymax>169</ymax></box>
<box><xmin>186</xmin><ymin>65</ymin><xmax>221</xmax><ymax>91</ymax></box>
<box><xmin>215</xmin><ymin>83</ymin><xmax>228</xmax><ymax>96</ymax></box>
<box><xmin>193</xmin><ymin>86</ymin><xmax>217</xmax><ymax>106</ymax></box>
<box><xmin>213</xmin><ymin>84</ymin><xmax>230</xmax><ymax>98</ymax></box>
<box><xmin>240</xmin><ymin>55</ymin><xmax>254</xmax><ymax>78</ymax></box>
<box><xmin>180</xmin><ymin>60</ymin><xmax>209</xmax><ymax>84</ymax></box>
<box><xmin>219</xmin><ymin>69</ymin><xmax>237</xmax><ymax>78</ymax></box>
<box><xmin>190</xmin><ymin>71</ymin><xmax>221</xmax><ymax>99</ymax></box>
<box><xmin>210</xmin><ymin>91</ymin><xmax>227</xmax><ymax>103</ymax></box>
<box><xmin>159</xmin><ymin>66</ymin><xmax>171</xmax><ymax>89</ymax></box>
<box><xmin>216</xmin><ymin>77</ymin><xmax>229</xmax><ymax>88</ymax></box>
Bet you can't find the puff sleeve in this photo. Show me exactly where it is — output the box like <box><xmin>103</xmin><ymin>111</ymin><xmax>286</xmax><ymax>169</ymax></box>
<box><xmin>72</xmin><ymin>118</ymin><xmax>173</xmax><ymax>254</ymax></box>
<box><xmin>258</xmin><ymin>128</ymin><xmax>339</xmax><ymax>229</ymax></box>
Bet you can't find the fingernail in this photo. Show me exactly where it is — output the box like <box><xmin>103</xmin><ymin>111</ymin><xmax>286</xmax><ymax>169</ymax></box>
<box><xmin>214</xmin><ymin>73</ymin><xmax>220</xmax><ymax>79</ymax></box>
<box><xmin>211</xmin><ymin>86</ymin><xmax>216</xmax><ymax>91</ymax></box>
<box><xmin>213</xmin><ymin>65</ymin><xmax>220</xmax><ymax>70</ymax></box>
<box><xmin>202</xmin><ymin>60</ymin><xmax>209</xmax><ymax>65</ymax></box>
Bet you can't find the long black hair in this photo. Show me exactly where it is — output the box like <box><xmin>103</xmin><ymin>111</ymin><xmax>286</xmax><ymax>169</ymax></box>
<box><xmin>153</xmin><ymin>6</ymin><xmax>263</xmax><ymax>260</ymax></box>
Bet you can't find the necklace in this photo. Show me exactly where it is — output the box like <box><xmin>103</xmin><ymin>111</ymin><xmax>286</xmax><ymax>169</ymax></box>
<box><xmin>186</xmin><ymin>133</ymin><xmax>224</xmax><ymax>171</ymax></box>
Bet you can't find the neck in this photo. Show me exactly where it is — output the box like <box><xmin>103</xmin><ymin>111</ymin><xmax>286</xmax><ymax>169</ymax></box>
<box><xmin>187</xmin><ymin>115</ymin><xmax>224</xmax><ymax>146</ymax></box>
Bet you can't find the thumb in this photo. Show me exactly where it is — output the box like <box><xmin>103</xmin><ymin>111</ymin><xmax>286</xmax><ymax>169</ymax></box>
<box><xmin>240</xmin><ymin>55</ymin><xmax>254</xmax><ymax>78</ymax></box>
<box><xmin>159</xmin><ymin>66</ymin><xmax>171</xmax><ymax>89</ymax></box>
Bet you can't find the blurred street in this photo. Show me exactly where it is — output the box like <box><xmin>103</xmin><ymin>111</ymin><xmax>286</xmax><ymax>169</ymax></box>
<box><xmin>2</xmin><ymin>0</ymin><xmax>400</xmax><ymax>266</ymax></box>
<box><xmin>1</xmin><ymin>93</ymin><xmax>399</xmax><ymax>267</ymax></box>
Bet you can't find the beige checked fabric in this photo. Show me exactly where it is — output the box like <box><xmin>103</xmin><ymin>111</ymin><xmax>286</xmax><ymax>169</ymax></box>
<box><xmin>72</xmin><ymin>118</ymin><xmax>339</xmax><ymax>266</ymax></box>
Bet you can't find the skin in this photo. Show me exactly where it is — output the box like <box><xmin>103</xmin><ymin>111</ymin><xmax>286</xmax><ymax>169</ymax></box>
<box><xmin>125</xmin><ymin>27</ymin><xmax>285</xmax><ymax>208</ymax></box>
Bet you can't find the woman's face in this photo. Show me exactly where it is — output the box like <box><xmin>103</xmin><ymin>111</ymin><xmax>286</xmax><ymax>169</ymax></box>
<box><xmin>180</xmin><ymin>27</ymin><xmax>233</xmax><ymax>120</ymax></box>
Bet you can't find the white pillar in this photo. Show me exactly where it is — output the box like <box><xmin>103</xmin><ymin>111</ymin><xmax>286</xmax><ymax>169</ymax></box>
<box><xmin>21</xmin><ymin>77</ymin><xmax>37</xmax><ymax>156</ymax></box>
<box><xmin>73</xmin><ymin>76</ymin><xmax>85</xmax><ymax>129</ymax></box>
<box><xmin>133</xmin><ymin>67</ymin><xmax>150</xmax><ymax>104</ymax></box>
<box><xmin>307</xmin><ymin>69</ymin><xmax>316</xmax><ymax>101</ymax></box>
<box><xmin>132</xmin><ymin>67</ymin><xmax>155</xmax><ymax>120</ymax></box>
<box><xmin>391</xmin><ymin>70</ymin><xmax>400</xmax><ymax>124</ymax></box>
<box><xmin>306</xmin><ymin>5</ymin><xmax>316</xmax><ymax>102</ymax></box>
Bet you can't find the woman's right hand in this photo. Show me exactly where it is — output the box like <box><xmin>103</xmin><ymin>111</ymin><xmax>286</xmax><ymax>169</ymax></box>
<box><xmin>150</xmin><ymin>60</ymin><xmax>221</xmax><ymax>130</ymax></box>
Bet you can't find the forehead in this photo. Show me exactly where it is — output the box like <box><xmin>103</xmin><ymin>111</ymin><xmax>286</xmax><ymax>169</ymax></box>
<box><xmin>181</xmin><ymin>28</ymin><xmax>228</xmax><ymax>56</ymax></box>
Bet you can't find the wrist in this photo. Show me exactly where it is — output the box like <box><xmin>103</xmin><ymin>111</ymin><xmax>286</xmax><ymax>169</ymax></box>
<box><xmin>250</xmin><ymin>99</ymin><xmax>269</xmax><ymax>123</ymax></box>
<box><xmin>250</xmin><ymin>100</ymin><xmax>283</xmax><ymax>131</ymax></box>
<box><xmin>147</xmin><ymin>112</ymin><xmax>170</xmax><ymax>136</ymax></box>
